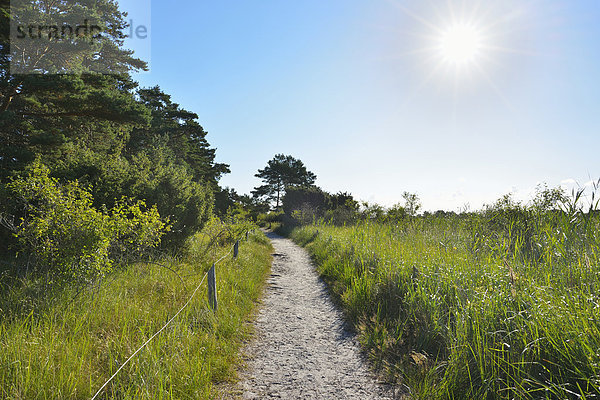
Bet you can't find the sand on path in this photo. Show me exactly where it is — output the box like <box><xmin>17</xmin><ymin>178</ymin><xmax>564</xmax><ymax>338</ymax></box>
<box><xmin>237</xmin><ymin>232</ymin><xmax>397</xmax><ymax>399</ymax></box>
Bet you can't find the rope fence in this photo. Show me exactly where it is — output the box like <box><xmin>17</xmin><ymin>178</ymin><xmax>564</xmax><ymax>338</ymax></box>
<box><xmin>90</xmin><ymin>228</ymin><xmax>256</xmax><ymax>400</ymax></box>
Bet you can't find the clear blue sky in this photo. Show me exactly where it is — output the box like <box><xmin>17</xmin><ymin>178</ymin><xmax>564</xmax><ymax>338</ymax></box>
<box><xmin>125</xmin><ymin>0</ymin><xmax>600</xmax><ymax>211</ymax></box>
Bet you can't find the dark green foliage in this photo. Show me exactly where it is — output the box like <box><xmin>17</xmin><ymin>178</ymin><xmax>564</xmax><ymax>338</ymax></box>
<box><xmin>279</xmin><ymin>186</ymin><xmax>360</xmax><ymax>226</ymax></box>
<box><xmin>1</xmin><ymin>0</ymin><xmax>149</xmax><ymax>175</ymax></box>
<box><xmin>213</xmin><ymin>187</ymin><xmax>268</xmax><ymax>222</ymax></box>
<box><xmin>1</xmin><ymin>160</ymin><xmax>168</xmax><ymax>283</ymax></box>
<box><xmin>0</xmin><ymin>73</ymin><xmax>150</xmax><ymax>178</ymax></box>
<box><xmin>37</xmin><ymin>86</ymin><xmax>226</xmax><ymax>247</ymax></box>
<box><xmin>279</xmin><ymin>189</ymin><xmax>424</xmax><ymax>227</ymax></box>
<box><xmin>329</xmin><ymin>191</ymin><xmax>358</xmax><ymax>210</ymax></box>
<box><xmin>402</xmin><ymin>191</ymin><xmax>422</xmax><ymax>217</ymax></box>
<box><xmin>325</xmin><ymin>192</ymin><xmax>360</xmax><ymax>225</ymax></box>
<box><xmin>252</xmin><ymin>154</ymin><xmax>316</xmax><ymax>209</ymax></box>
<box><xmin>386</xmin><ymin>203</ymin><xmax>407</xmax><ymax>221</ymax></box>
<box><xmin>282</xmin><ymin>186</ymin><xmax>329</xmax><ymax>224</ymax></box>
<box><xmin>6</xmin><ymin>0</ymin><xmax>146</xmax><ymax>76</ymax></box>
<box><xmin>359</xmin><ymin>202</ymin><xmax>387</xmax><ymax>222</ymax></box>
<box><xmin>213</xmin><ymin>187</ymin><xmax>239</xmax><ymax>217</ymax></box>
<box><xmin>129</xmin><ymin>86</ymin><xmax>229</xmax><ymax>185</ymax></box>
<box><xmin>0</xmin><ymin>1</ymin><xmax>229</xmax><ymax>259</ymax></box>
<box><xmin>47</xmin><ymin>143</ymin><xmax>214</xmax><ymax>248</ymax></box>
<box><xmin>124</xmin><ymin>145</ymin><xmax>213</xmax><ymax>246</ymax></box>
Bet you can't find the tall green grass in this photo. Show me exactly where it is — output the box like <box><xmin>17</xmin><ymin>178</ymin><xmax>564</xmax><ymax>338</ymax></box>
<box><xmin>0</xmin><ymin>226</ymin><xmax>272</xmax><ymax>399</ymax></box>
<box><xmin>291</xmin><ymin>193</ymin><xmax>600</xmax><ymax>399</ymax></box>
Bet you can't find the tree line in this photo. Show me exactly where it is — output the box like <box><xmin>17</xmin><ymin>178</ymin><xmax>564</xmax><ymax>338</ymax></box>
<box><xmin>0</xmin><ymin>0</ymin><xmax>419</xmax><ymax>284</ymax></box>
<box><xmin>0</xmin><ymin>1</ymin><xmax>230</xmax><ymax>283</ymax></box>
<box><xmin>223</xmin><ymin>153</ymin><xmax>422</xmax><ymax>227</ymax></box>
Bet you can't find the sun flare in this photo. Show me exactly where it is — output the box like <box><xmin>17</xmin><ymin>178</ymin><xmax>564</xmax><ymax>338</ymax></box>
<box><xmin>391</xmin><ymin>0</ymin><xmax>534</xmax><ymax>102</ymax></box>
<box><xmin>438</xmin><ymin>24</ymin><xmax>483</xmax><ymax>67</ymax></box>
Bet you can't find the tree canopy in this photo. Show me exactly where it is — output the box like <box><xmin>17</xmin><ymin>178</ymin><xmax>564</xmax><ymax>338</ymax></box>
<box><xmin>252</xmin><ymin>154</ymin><xmax>316</xmax><ymax>209</ymax></box>
<box><xmin>0</xmin><ymin>0</ymin><xmax>230</xmax><ymax>261</ymax></box>
<box><xmin>0</xmin><ymin>0</ymin><xmax>150</xmax><ymax>176</ymax></box>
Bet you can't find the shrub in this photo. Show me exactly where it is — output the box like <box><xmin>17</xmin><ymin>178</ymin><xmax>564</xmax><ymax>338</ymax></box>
<box><xmin>1</xmin><ymin>160</ymin><xmax>169</xmax><ymax>283</ymax></box>
<box><xmin>124</xmin><ymin>145</ymin><xmax>213</xmax><ymax>246</ymax></box>
<box><xmin>282</xmin><ymin>186</ymin><xmax>329</xmax><ymax>223</ymax></box>
<box><xmin>47</xmin><ymin>142</ymin><xmax>214</xmax><ymax>248</ymax></box>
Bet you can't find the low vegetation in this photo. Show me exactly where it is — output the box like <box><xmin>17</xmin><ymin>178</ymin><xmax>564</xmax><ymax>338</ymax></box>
<box><xmin>1</xmin><ymin>160</ymin><xmax>169</xmax><ymax>284</ymax></box>
<box><xmin>289</xmin><ymin>185</ymin><xmax>600</xmax><ymax>399</ymax></box>
<box><xmin>0</xmin><ymin>222</ymin><xmax>272</xmax><ymax>399</ymax></box>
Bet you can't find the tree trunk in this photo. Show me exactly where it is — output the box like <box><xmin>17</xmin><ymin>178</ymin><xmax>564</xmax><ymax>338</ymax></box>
<box><xmin>1</xmin><ymin>81</ymin><xmax>23</xmax><ymax>112</ymax></box>
<box><xmin>1</xmin><ymin>94</ymin><xmax>14</xmax><ymax>112</ymax></box>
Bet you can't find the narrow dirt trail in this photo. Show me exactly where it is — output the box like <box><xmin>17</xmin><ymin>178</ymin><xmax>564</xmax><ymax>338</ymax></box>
<box><xmin>237</xmin><ymin>232</ymin><xmax>397</xmax><ymax>399</ymax></box>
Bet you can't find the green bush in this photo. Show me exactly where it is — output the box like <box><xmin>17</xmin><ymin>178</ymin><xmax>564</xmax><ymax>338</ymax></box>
<box><xmin>282</xmin><ymin>186</ymin><xmax>329</xmax><ymax>223</ymax></box>
<box><xmin>121</xmin><ymin>144</ymin><xmax>213</xmax><ymax>247</ymax></box>
<box><xmin>43</xmin><ymin>141</ymin><xmax>214</xmax><ymax>248</ymax></box>
<box><xmin>2</xmin><ymin>160</ymin><xmax>169</xmax><ymax>283</ymax></box>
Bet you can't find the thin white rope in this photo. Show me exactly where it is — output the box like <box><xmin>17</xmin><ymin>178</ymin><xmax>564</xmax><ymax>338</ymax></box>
<box><xmin>91</xmin><ymin>270</ymin><xmax>209</xmax><ymax>400</ymax></box>
<box><xmin>90</xmin><ymin>233</ymin><xmax>247</xmax><ymax>399</ymax></box>
<box><xmin>215</xmin><ymin>244</ymin><xmax>234</xmax><ymax>265</ymax></box>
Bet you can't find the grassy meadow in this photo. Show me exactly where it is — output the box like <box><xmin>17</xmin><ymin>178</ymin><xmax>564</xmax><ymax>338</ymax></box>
<box><xmin>290</xmin><ymin>192</ymin><xmax>600</xmax><ymax>399</ymax></box>
<box><xmin>0</xmin><ymin>226</ymin><xmax>271</xmax><ymax>399</ymax></box>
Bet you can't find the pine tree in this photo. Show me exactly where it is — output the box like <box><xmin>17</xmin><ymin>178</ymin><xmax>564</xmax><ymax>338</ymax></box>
<box><xmin>252</xmin><ymin>154</ymin><xmax>316</xmax><ymax>209</ymax></box>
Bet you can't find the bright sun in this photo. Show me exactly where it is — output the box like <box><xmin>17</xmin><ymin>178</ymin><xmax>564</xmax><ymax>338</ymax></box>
<box><xmin>393</xmin><ymin>0</ymin><xmax>530</xmax><ymax>98</ymax></box>
<box><xmin>438</xmin><ymin>24</ymin><xmax>483</xmax><ymax>67</ymax></box>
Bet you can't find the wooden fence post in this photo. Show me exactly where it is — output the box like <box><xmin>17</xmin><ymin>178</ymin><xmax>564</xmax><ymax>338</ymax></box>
<box><xmin>208</xmin><ymin>263</ymin><xmax>217</xmax><ymax>312</ymax></box>
<box><xmin>233</xmin><ymin>240</ymin><xmax>239</xmax><ymax>259</ymax></box>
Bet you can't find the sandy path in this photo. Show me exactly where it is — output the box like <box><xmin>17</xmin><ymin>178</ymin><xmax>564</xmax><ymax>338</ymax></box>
<box><xmin>238</xmin><ymin>232</ymin><xmax>396</xmax><ymax>399</ymax></box>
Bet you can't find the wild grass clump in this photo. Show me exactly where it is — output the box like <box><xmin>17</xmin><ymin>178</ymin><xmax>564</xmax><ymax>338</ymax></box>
<box><xmin>291</xmin><ymin>185</ymin><xmax>600</xmax><ymax>399</ymax></box>
<box><xmin>0</xmin><ymin>224</ymin><xmax>271</xmax><ymax>399</ymax></box>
